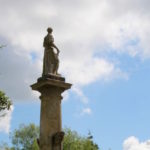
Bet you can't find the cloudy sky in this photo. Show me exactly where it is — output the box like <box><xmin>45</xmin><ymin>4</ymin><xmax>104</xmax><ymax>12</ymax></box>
<box><xmin>0</xmin><ymin>0</ymin><xmax>150</xmax><ymax>149</ymax></box>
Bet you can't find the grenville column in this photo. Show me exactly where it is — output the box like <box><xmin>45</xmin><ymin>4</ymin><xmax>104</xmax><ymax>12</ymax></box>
<box><xmin>31</xmin><ymin>27</ymin><xmax>72</xmax><ymax>150</ymax></box>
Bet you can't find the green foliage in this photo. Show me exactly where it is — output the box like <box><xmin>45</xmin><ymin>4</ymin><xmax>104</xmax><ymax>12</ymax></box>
<box><xmin>10</xmin><ymin>124</ymin><xmax>39</xmax><ymax>150</ymax></box>
<box><xmin>63</xmin><ymin>128</ymin><xmax>99</xmax><ymax>150</ymax></box>
<box><xmin>0</xmin><ymin>45</ymin><xmax>12</xmax><ymax>115</ymax></box>
<box><xmin>2</xmin><ymin>124</ymin><xmax>99</xmax><ymax>150</ymax></box>
<box><xmin>0</xmin><ymin>45</ymin><xmax>6</xmax><ymax>49</ymax></box>
<box><xmin>0</xmin><ymin>142</ymin><xmax>12</xmax><ymax>150</ymax></box>
<box><xmin>0</xmin><ymin>90</ymin><xmax>12</xmax><ymax>112</ymax></box>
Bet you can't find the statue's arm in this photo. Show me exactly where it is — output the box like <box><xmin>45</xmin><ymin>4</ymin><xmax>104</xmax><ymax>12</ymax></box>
<box><xmin>51</xmin><ymin>43</ymin><xmax>60</xmax><ymax>54</ymax></box>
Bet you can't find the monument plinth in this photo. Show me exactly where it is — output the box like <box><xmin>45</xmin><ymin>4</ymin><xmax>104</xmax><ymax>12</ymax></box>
<box><xmin>31</xmin><ymin>76</ymin><xmax>71</xmax><ymax>150</ymax></box>
<box><xmin>31</xmin><ymin>27</ymin><xmax>72</xmax><ymax>150</ymax></box>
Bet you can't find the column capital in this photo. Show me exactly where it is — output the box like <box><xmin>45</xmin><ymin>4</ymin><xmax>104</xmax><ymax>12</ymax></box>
<box><xmin>31</xmin><ymin>75</ymin><xmax>72</xmax><ymax>94</ymax></box>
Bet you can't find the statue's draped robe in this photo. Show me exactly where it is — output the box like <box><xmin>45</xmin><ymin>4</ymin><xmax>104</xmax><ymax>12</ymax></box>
<box><xmin>43</xmin><ymin>34</ymin><xmax>58</xmax><ymax>75</ymax></box>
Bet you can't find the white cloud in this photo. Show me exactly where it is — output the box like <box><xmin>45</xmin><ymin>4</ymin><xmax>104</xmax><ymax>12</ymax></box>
<box><xmin>72</xmin><ymin>86</ymin><xmax>89</xmax><ymax>104</ymax></box>
<box><xmin>0</xmin><ymin>0</ymin><xmax>149</xmax><ymax>102</ymax></box>
<box><xmin>123</xmin><ymin>136</ymin><xmax>150</xmax><ymax>150</ymax></box>
<box><xmin>61</xmin><ymin>57</ymin><xmax>127</xmax><ymax>86</ymax></box>
<box><xmin>80</xmin><ymin>107</ymin><xmax>92</xmax><ymax>116</ymax></box>
<box><xmin>0</xmin><ymin>47</ymin><xmax>42</xmax><ymax>101</ymax></box>
<box><xmin>0</xmin><ymin>0</ymin><xmax>150</xmax><ymax>58</ymax></box>
<box><xmin>0</xmin><ymin>106</ymin><xmax>14</xmax><ymax>133</ymax></box>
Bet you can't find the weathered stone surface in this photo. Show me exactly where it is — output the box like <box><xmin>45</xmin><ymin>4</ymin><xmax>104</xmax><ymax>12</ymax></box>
<box><xmin>43</xmin><ymin>27</ymin><xmax>60</xmax><ymax>76</ymax></box>
<box><xmin>31</xmin><ymin>78</ymin><xmax>71</xmax><ymax>150</ymax></box>
<box><xmin>52</xmin><ymin>131</ymin><xmax>65</xmax><ymax>150</ymax></box>
<box><xmin>38</xmin><ymin>73</ymin><xmax>65</xmax><ymax>82</ymax></box>
<box><xmin>31</xmin><ymin>27</ymin><xmax>72</xmax><ymax>150</ymax></box>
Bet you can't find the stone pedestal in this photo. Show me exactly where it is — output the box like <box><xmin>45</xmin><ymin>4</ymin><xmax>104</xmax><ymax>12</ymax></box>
<box><xmin>31</xmin><ymin>75</ymin><xmax>72</xmax><ymax>150</ymax></box>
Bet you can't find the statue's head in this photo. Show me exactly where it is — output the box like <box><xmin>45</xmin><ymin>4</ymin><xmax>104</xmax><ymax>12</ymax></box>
<box><xmin>47</xmin><ymin>27</ymin><xmax>53</xmax><ymax>33</ymax></box>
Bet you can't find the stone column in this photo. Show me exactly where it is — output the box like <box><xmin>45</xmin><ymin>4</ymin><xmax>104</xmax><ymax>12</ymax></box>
<box><xmin>31</xmin><ymin>75</ymin><xmax>72</xmax><ymax>150</ymax></box>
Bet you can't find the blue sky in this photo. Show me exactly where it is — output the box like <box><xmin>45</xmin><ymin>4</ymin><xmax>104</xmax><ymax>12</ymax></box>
<box><xmin>1</xmin><ymin>0</ymin><xmax>150</xmax><ymax>150</ymax></box>
<box><xmin>1</xmin><ymin>57</ymin><xmax>150</xmax><ymax>150</ymax></box>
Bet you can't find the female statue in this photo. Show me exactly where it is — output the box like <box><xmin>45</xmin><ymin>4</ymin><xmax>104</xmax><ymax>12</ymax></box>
<box><xmin>42</xmin><ymin>27</ymin><xmax>60</xmax><ymax>76</ymax></box>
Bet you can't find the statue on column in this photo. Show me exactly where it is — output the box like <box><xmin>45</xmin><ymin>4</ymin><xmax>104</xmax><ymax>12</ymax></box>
<box><xmin>42</xmin><ymin>27</ymin><xmax>60</xmax><ymax>76</ymax></box>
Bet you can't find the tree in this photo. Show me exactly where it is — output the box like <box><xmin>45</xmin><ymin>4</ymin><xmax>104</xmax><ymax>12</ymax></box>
<box><xmin>0</xmin><ymin>90</ymin><xmax>12</xmax><ymax>114</ymax></box>
<box><xmin>10</xmin><ymin>124</ymin><xmax>39</xmax><ymax>150</ymax></box>
<box><xmin>0</xmin><ymin>45</ymin><xmax>12</xmax><ymax>116</ymax></box>
<box><xmin>0</xmin><ymin>45</ymin><xmax>6</xmax><ymax>49</ymax></box>
<box><xmin>0</xmin><ymin>142</ymin><xmax>15</xmax><ymax>150</ymax></box>
<box><xmin>2</xmin><ymin>123</ymin><xmax>99</xmax><ymax>150</ymax></box>
<box><xmin>63</xmin><ymin>128</ymin><xmax>99</xmax><ymax>150</ymax></box>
